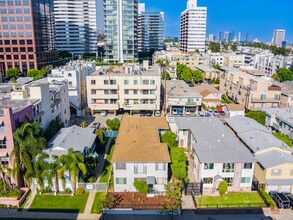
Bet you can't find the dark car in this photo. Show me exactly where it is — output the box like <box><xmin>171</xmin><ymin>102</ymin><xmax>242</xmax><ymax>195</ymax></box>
<box><xmin>285</xmin><ymin>195</ymin><xmax>293</xmax><ymax>210</ymax></box>
<box><xmin>93</xmin><ymin>122</ymin><xmax>100</xmax><ymax>129</ymax></box>
<box><xmin>270</xmin><ymin>192</ymin><xmax>291</xmax><ymax>209</ymax></box>
<box><xmin>219</xmin><ymin>111</ymin><xmax>226</xmax><ymax>116</ymax></box>
<box><xmin>188</xmin><ymin>83</ymin><xmax>194</xmax><ymax>87</ymax></box>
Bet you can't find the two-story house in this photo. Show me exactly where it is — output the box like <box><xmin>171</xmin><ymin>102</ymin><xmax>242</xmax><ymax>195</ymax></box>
<box><xmin>168</xmin><ymin>117</ymin><xmax>256</xmax><ymax>195</ymax></box>
<box><xmin>163</xmin><ymin>80</ymin><xmax>202</xmax><ymax>115</ymax></box>
<box><xmin>111</xmin><ymin>117</ymin><xmax>171</xmax><ymax>193</ymax></box>
<box><xmin>86</xmin><ymin>63</ymin><xmax>161</xmax><ymax>115</ymax></box>
<box><xmin>193</xmin><ymin>84</ymin><xmax>222</xmax><ymax>108</ymax></box>
<box><xmin>225</xmin><ymin>116</ymin><xmax>293</xmax><ymax>193</ymax></box>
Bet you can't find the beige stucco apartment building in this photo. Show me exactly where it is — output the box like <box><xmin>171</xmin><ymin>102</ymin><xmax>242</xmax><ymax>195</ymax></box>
<box><xmin>86</xmin><ymin>63</ymin><xmax>161</xmax><ymax>115</ymax></box>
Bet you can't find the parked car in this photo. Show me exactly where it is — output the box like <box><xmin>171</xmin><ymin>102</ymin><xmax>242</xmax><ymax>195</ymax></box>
<box><xmin>270</xmin><ymin>192</ymin><xmax>291</xmax><ymax>209</ymax></box>
<box><xmin>185</xmin><ymin>109</ymin><xmax>190</xmax><ymax>115</ymax></box>
<box><xmin>92</xmin><ymin>122</ymin><xmax>100</xmax><ymax>129</ymax></box>
<box><xmin>177</xmin><ymin>109</ymin><xmax>183</xmax><ymax>116</ymax></box>
<box><xmin>172</xmin><ymin>109</ymin><xmax>177</xmax><ymax>115</ymax></box>
<box><xmin>140</xmin><ymin>113</ymin><xmax>146</xmax><ymax>117</ymax></box>
<box><xmin>213</xmin><ymin>110</ymin><xmax>220</xmax><ymax>117</ymax></box>
<box><xmin>198</xmin><ymin>112</ymin><xmax>204</xmax><ymax>117</ymax></box>
<box><xmin>101</xmin><ymin>111</ymin><xmax>108</xmax><ymax>117</ymax></box>
<box><xmin>146</xmin><ymin>112</ymin><xmax>152</xmax><ymax>117</ymax></box>
<box><xmin>285</xmin><ymin>195</ymin><xmax>293</xmax><ymax>210</ymax></box>
<box><xmin>155</xmin><ymin>111</ymin><xmax>161</xmax><ymax>117</ymax></box>
<box><xmin>206</xmin><ymin>109</ymin><xmax>213</xmax><ymax>117</ymax></box>
<box><xmin>219</xmin><ymin>111</ymin><xmax>226</xmax><ymax>116</ymax></box>
<box><xmin>188</xmin><ymin>83</ymin><xmax>194</xmax><ymax>87</ymax></box>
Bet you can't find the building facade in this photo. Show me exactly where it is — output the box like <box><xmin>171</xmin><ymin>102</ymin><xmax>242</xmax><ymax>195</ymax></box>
<box><xmin>0</xmin><ymin>0</ymin><xmax>57</xmax><ymax>76</ymax></box>
<box><xmin>86</xmin><ymin>63</ymin><xmax>161</xmax><ymax>115</ymax></box>
<box><xmin>272</xmin><ymin>29</ymin><xmax>285</xmax><ymax>47</ymax></box>
<box><xmin>54</xmin><ymin>0</ymin><xmax>98</xmax><ymax>54</ymax></box>
<box><xmin>180</xmin><ymin>0</ymin><xmax>207</xmax><ymax>53</ymax></box>
<box><xmin>137</xmin><ymin>3</ymin><xmax>164</xmax><ymax>53</ymax></box>
<box><xmin>49</xmin><ymin>60</ymin><xmax>96</xmax><ymax>116</ymax></box>
<box><xmin>104</xmin><ymin>0</ymin><xmax>138</xmax><ymax>63</ymax></box>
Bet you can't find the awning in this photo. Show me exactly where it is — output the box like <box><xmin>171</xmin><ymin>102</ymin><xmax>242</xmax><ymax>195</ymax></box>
<box><xmin>214</xmin><ymin>175</ymin><xmax>223</xmax><ymax>182</ymax></box>
<box><xmin>0</xmin><ymin>135</ymin><xmax>5</xmax><ymax>141</ymax></box>
<box><xmin>147</xmin><ymin>176</ymin><xmax>156</xmax><ymax>185</ymax></box>
<box><xmin>0</xmin><ymin>151</ymin><xmax>8</xmax><ymax>157</ymax></box>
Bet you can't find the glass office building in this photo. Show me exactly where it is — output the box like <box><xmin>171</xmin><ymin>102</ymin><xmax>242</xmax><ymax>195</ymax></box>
<box><xmin>0</xmin><ymin>0</ymin><xmax>57</xmax><ymax>77</ymax></box>
<box><xmin>104</xmin><ymin>0</ymin><xmax>138</xmax><ymax>63</ymax></box>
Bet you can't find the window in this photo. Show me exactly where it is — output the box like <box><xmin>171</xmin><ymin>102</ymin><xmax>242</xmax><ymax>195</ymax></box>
<box><xmin>25</xmin><ymin>24</ymin><xmax>31</xmax><ymax>29</ymax></box>
<box><xmin>142</xmin><ymin>80</ymin><xmax>149</xmax><ymax>85</ymax></box>
<box><xmin>110</xmin><ymin>80</ymin><xmax>116</xmax><ymax>85</ymax></box>
<box><xmin>116</xmin><ymin>163</ymin><xmax>126</xmax><ymax>170</ymax></box>
<box><xmin>124</xmin><ymin>90</ymin><xmax>129</xmax><ymax>95</ymax></box>
<box><xmin>133</xmin><ymin>80</ymin><xmax>138</xmax><ymax>85</ymax></box>
<box><xmin>116</xmin><ymin>178</ymin><xmax>126</xmax><ymax>184</ymax></box>
<box><xmin>241</xmin><ymin>177</ymin><xmax>251</xmax><ymax>184</ymax></box>
<box><xmin>203</xmin><ymin>178</ymin><xmax>213</xmax><ymax>184</ymax></box>
<box><xmin>91</xmin><ymin>90</ymin><xmax>96</xmax><ymax>95</ymax></box>
<box><xmin>1</xmin><ymin>9</ymin><xmax>7</xmax><ymax>14</ymax></box>
<box><xmin>150</xmin><ymin>80</ymin><xmax>155</xmax><ymax>85</ymax></box>
<box><xmin>0</xmin><ymin>138</ymin><xmax>6</xmax><ymax>149</ymax></box>
<box><xmin>150</xmin><ymin>90</ymin><xmax>156</xmax><ymax>95</ymax></box>
<box><xmin>134</xmin><ymin>163</ymin><xmax>147</xmax><ymax>174</ymax></box>
<box><xmin>223</xmin><ymin>177</ymin><xmax>233</xmax><ymax>186</ymax></box>
<box><xmin>24</xmin><ymin>16</ymin><xmax>30</xmax><ymax>21</ymax></box>
<box><xmin>155</xmin><ymin>163</ymin><xmax>166</xmax><ymax>171</ymax></box>
<box><xmin>204</xmin><ymin>163</ymin><xmax>214</xmax><ymax>170</ymax></box>
<box><xmin>1</xmin><ymin>16</ymin><xmax>7</xmax><ymax>22</ymax></box>
<box><xmin>15</xmin><ymin>1</ymin><xmax>21</xmax><ymax>6</ymax></box>
<box><xmin>17</xmin><ymin>16</ymin><xmax>22</xmax><ymax>21</ymax></box>
<box><xmin>16</xmin><ymin>8</ymin><xmax>22</xmax><ymax>14</ymax></box>
<box><xmin>17</xmin><ymin>24</ymin><xmax>24</xmax><ymax>29</ymax></box>
<box><xmin>244</xmin><ymin>163</ymin><xmax>253</xmax><ymax>169</ymax></box>
<box><xmin>24</xmin><ymin>8</ymin><xmax>30</xmax><ymax>14</ymax></box>
<box><xmin>156</xmin><ymin>178</ymin><xmax>166</xmax><ymax>184</ymax></box>
<box><xmin>183</xmin><ymin>129</ymin><xmax>188</xmax><ymax>136</ymax></box>
<box><xmin>7</xmin><ymin>1</ymin><xmax>13</xmax><ymax>5</ymax></box>
<box><xmin>91</xmin><ymin>80</ymin><xmax>96</xmax><ymax>85</ymax></box>
<box><xmin>0</xmin><ymin>156</ymin><xmax>8</xmax><ymax>165</ymax></box>
<box><xmin>222</xmin><ymin>163</ymin><xmax>234</xmax><ymax>173</ymax></box>
<box><xmin>23</xmin><ymin>0</ymin><xmax>29</xmax><ymax>5</ymax></box>
<box><xmin>104</xmin><ymin>80</ymin><xmax>109</xmax><ymax>85</ymax></box>
<box><xmin>133</xmin><ymin>90</ymin><xmax>138</xmax><ymax>95</ymax></box>
<box><xmin>142</xmin><ymin>90</ymin><xmax>148</xmax><ymax>95</ymax></box>
<box><xmin>124</xmin><ymin>80</ymin><xmax>129</xmax><ymax>85</ymax></box>
<box><xmin>8</xmin><ymin>8</ymin><xmax>14</xmax><ymax>14</ymax></box>
<box><xmin>0</xmin><ymin>123</ymin><xmax>4</xmax><ymax>133</ymax></box>
<box><xmin>271</xmin><ymin>169</ymin><xmax>281</xmax><ymax>176</ymax></box>
<box><xmin>274</xmin><ymin>94</ymin><xmax>279</xmax><ymax>100</ymax></box>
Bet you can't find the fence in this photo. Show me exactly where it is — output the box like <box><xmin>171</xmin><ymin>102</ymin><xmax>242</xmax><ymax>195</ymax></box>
<box><xmin>78</xmin><ymin>182</ymin><xmax>108</xmax><ymax>192</ymax></box>
<box><xmin>195</xmin><ymin>203</ymin><xmax>267</xmax><ymax>209</ymax></box>
<box><xmin>104</xmin><ymin>131</ymin><xmax>118</xmax><ymax>138</ymax></box>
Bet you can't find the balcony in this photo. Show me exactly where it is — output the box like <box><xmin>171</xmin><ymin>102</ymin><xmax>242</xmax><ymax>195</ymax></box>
<box><xmin>91</xmin><ymin>94</ymin><xmax>119</xmax><ymax>99</ymax></box>
<box><xmin>272</xmin><ymin>123</ymin><xmax>280</xmax><ymax>131</ymax></box>
<box><xmin>124</xmin><ymin>104</ymin><xmax>157</xmax><ymax>111</ymax></box>
<box><xmin>289</xmin><ymin>133</ymin><xmax>293</xmax><ymax>140</ymax></box>
<box><xmin>89</xmin><ymin>103</ymin><xmax>119</xmax><ymax>111</ymax></box>
<box><xmin>92</xmin><ymin>84</ymin><xmax>119</xmax><ymax>90</ymax></box>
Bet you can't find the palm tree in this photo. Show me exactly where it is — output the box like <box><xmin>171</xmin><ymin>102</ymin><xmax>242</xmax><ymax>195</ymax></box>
<box><xmin>34</xmin><ymin>153</ymin><xmax>49</xmax><ymax>194</ymax></box>
<box><xmin>45</xmin><ymin>155</ymin><xmax>60</xmax><ymax>195</ymax></box>
<box><xmin>10</xmin><ymin>121</ymin><xmax>47</xmax><ymax>187</ymax></box>
<box><xmin>80</xmin><ymin>121</ymin><xmax>88</xmax><ymax>128</ymax></box>
<box><xmin>58</xmin><ymin>148</ymin><xmax>87</xmax><ymax>194</ymax></box>
<box><xmin>0</xmin><ymin>164</ymin><xmax>12</xmax><ymax>189</ymax></box>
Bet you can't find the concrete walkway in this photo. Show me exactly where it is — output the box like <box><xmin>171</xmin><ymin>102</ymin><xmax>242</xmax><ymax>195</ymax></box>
<box><xmin>83</xmin><ymin>191</ymin><xmax>96</xmax><ymax>215</ymax></box>
<box><xmin>95</xmin><ymin>137</ymin><xmax>113</xmax><ymax>183</ymax></box>
<box><xmin>21</xmin><ymin>187</ymin><xmax>36</xmax><ymax>212</ymax></box>
<box><xmin>181</xmin><ymin>193</ymin><xmax>196</xmax><ymax>210</ymax></box>
<box><xmin>186</xmin><ymin>153</ymin><xmax>196</xmax><ymax>182</ymax></box>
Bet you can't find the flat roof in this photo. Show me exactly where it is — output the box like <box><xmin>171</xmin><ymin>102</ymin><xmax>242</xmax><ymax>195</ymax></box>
<box><xmin>170</xmin><ymin>117</ymin><xmax>256</xmax><ymax>163</ymax></box>
<box><xmin>195</xmin><ymin>66</ymin><xmax>217</xmax><ymax>72</ymax></box>
<box><xmin>262</xmin><ymin>108</ymin><xmax>293</xmax><ymax>127</ymax></box>
<box><xmin>0</xmin><ymin>95</ymin><xmax>36</xmax><ymax>115</ymax></box>
<box><xmin>164</xmin><ymin>80</ymin><xmax>202</xmax><ymax>98</ymax></box>
<box><xmin>91</xmin><ymin>65</ymin><xmax>160</xmax><ymax>76</ymax></box>
<box><xmin>111</xmin><ymin>117</ymin><xmax>171</xmax><ymax>163</ymax></box>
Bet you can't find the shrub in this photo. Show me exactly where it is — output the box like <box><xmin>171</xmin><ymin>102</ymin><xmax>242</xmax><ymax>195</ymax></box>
<box><xmin>258</xmin><ymin>189</ymin><xmax>277</xmax><ymax>208</ymax></box>
<box><xmin>87</xmin><ymin>176</ymin><xmax>95</xmax><ymax>183</ymax></box>
<box><xmin>7</xmin><ymin>189</ymin><xmax>22</xmax><ymax>198</ymax></box>
<box><xmin>64</xmin><ymin>188</ymin><xmax>71</xmax><ymax>194</ymax></box>
<box><xmin>272</xmin><ymin>132</ymin><xmax>293</xmax><ymax>147</ymax></box>
<box><xmin>133</xmin><ymin>180</ymin><xmax>149</xmax><ymax>194</ymax></box>
<box><xmin>218</xmin><ymin>181</ymin><xmax>228</xmax><ymax>197</ymax></box>
<box><xmin>75</xmin><ymin>187</ymin><xmax>85</xmax><ymax>195</ymax></box>
<box><xmin>44</xmin><ymin>186</ymin><xmax>52</xmax><ymax>193</ymax></box>
<box><xmin>161</xmin><ymin>130</ymin><xmax>177</xmax><ymax>149</ymax></box>
<box><xmin>6</xmin><ymin>68</ymin><xmax>19</xmax><ymax>78</ymax></box>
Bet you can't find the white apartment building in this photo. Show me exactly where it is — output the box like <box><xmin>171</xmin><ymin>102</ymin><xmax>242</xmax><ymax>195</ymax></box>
<box><xmin>168</xmin><ymin>117</ymin><xmax>256</xmax><ymax>195</ymax></box>
<box><xmin>54</xmin><ymin>0</ymin><xmax>98</xmax><ymax>54</ymax></box>
<box><xmin>49</xmin><ymin>60</ymin><xmax>96</xmax><ymax>116</ymax></box>
<box><xmin>210</xmin><ymin>54</ymin><xmax>224</xmax><ymax>66</ymax></box>
<box><xmin>273</xmin><ymin>29</ymin><xmax>285</xmax><ymax>47</ymax></box>
<box><xmin>86</xmin><ymin>63</ymin><xmax>161</xmax><ymax>115</ymax></box>
<box><xmin>257</xmin><ymin>55</ymin><xmax>293</xmax><ymax>76</ymax></box>
<box><xmin>223</xmin><ymin>53</ymin><xmax>245</xmax><ymax>68</ymax></box>
<box><xmin>112</xmin><ymin>117</ymin><xmax>170</xmax><ymax>193</ymax></box>
<box><xmin>8</xmin><ymin>78</ymin><xmax>70</xmax><ymax>129</ymax></box>
<box><xmin>180</xmin><ymin>0</ymin><xmax>207</xmax><ymax>53</ymax></box>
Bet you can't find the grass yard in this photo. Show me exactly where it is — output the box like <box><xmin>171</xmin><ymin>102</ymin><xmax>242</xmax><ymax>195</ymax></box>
<box><xmin>99</xmin><ymin>139</ymin><xmax>116</xmax><ymax>183</ymax></box>
<box><xmin>28</xmin><ymin>192</ymin><xmax>89</xmax><ymax>213</ymax></box>
<box><xmin>195</xmin><ymin>192</ymin><xmax>266</xmax><ymax>208</ymax></box>
<box><xmin>91</xmin><ymin>192</ymin><xmax>106</xmax><ymax>214</ymax></box>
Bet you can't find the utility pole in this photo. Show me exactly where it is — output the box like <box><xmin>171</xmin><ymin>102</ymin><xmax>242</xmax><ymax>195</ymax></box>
<box><xmin>244</xmin><ymin>80</ymin><xmax>252</xmax><ymax>113</ymax></box>
<box><xmin>79</xmin><ymin>56</ymin><xmax>83</xmax><ymax>116</ymax></box>
<box><xmin>163</xmin><ymin>56</ymin><xmax>168</xmax><ymax>116</ymax></box>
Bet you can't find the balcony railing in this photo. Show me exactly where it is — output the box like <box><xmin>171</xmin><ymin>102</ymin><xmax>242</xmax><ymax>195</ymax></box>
<box><xmin>272</xmin><ymin>123</ymin><xmax>280</xmax><ymax>131</ymax></box>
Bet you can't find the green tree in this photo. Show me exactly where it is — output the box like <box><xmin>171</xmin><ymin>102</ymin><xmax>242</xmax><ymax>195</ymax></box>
<box><xmin>95</xmin><ymin>129</ymin><xmax>105</xmax><ymax>145</ymax></box>
<box><xmin>271</xmin><ymin>74</ymin><xmax>280</xmax><ymax>82</ymax></box>
<box><xmin>277</xmin><ymin>68</ymin><xmax>293</xmax><ymax>82</ymax></box>
<box><xmin>161</xmin><ymin>131</ymin><xmax>177</xmax><ymax>149</ymax></box>
<box><xmin>272</xmin><ymin>133</ymin><xmax>293</xmax><ymax>147</ymax></box>
<box><xmin>194</xmin><ymin>48</ymin><xmax>200</xmax><ymax>54</ymax></box>
<box><xmin>10</xmin><ymin>121</ymin><xmax>47</xmax><ymax>186</ymax></box>
<box><xmin>27</xmin><ymin>69</ymin><xmax>41</xmax><ymax>80</ymax></box>
<box><xmin>34</xmin><ymin>153</ymin><xmax>49</xmax><ymax>193</ymax></box>
<box><xmin>106</xmin><ymin>118</ymin><xmax>120</xmax><ymax>131</ymax></box>
<box><xmin>80</xmin><ymin>121</ymin><xmax>88</xmax><ymax>128</ymax></box>
<box><xmin>161</xmin><ymin>71</ymin><xmax>171</xmax><ymax>80</ymax></box>
<box><xmin>158</xmin><ymin>200</ymin><xmax>181</xmax><ymax>220</ymax></box>
<box><xmin>212</xmin><ymin>64</ymin><xmax>222</xmax><ymax>70</ymax></box>
<box><xmin>271</xmin><ymin>46</ymin><xmax>289</xmax><ymax>56</ymax></box>
<box><xmin>170</xmin><ymin>147</ymin><xmax>187</xmax><ymax>180</ymax></box>
<box><xmin>39</xmin><ymin>67</ymin><xmax>47</xmax><ymax>78</ymax></box>
<box><xmin>44</xmin><ymin>118</ymin><xmax>65</xmax><ymax>141</ymax></box>
<box><xmin>245</xmin><ymin>111</ymin><xmax>266</xmax><ymax>126</ymax></box>
<box><xmin>192</xmin><ymin>70</ymin><xmax>203</xmax><ymax>83</ymax></box>
<box><xmin>45</xmin><ymin>65</ymin><xmax>53</xmax><ymax>75</ymax></box>
<box><xmin>6</xmin><ymin>68</ymin><xmax>20</xmax><ymax>78</ymax></box>
<box><xmin>133</xmin><ymin>179</ymin><xmax>149</xmax><ymax>194</ymax></box>
<box><xmin>58</xmin><ymin>148</ymin><xmax>87</xmax><ymax>194</ymax></box>
<box><xmin>164</xmin><ymin>182</ymin><xmax>181</xmax><ymax>201</ymax></box>
<box><xmin>231</xmin><ymin>44</ymin><xmax>237</xmax><ymax>51</ymax></box>
<box><xmin>208</xmin><ymin>43</ymin><xmax>221</xmax><ymax>53</ymax></box>
<box><xmin>58</xmin><ymin>51</ymin><xmax>72</xmax><ymax>59</ymax></box>
<box><xmin>45</xmin><ymin>155</ymin><xmax>60</xmax><ymax>195</ymax></box>
<box><xmin>219</xmin><ymin>181</ymin><xmax>228</xmax><ymax>197</ymax></box>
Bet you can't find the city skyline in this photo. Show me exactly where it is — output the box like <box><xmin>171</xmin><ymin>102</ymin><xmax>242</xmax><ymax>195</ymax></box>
<box><xmin>144</xmin><ymin>0</ymin><xmax>292</xmax><ymax>42</ymax></box>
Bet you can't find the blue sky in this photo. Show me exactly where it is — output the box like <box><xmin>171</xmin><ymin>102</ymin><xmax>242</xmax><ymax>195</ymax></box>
<box><xmin>142</xmin><ymin>0</ymin><xmax>293</xmax><ymax>42</ymax></box>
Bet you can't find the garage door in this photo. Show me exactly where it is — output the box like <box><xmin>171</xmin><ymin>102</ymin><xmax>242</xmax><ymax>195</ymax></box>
<box><xmin>267</xmin><ymin>185</ymin><xmax>278</xmax><ymax>193</ymax></box>
<box><xmin>280</xmin><ymin>185</ymin><xmax>291</xmax><ymax>193</ymax></box>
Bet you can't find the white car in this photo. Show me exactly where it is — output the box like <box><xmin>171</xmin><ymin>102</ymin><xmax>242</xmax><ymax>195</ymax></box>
<box><xmin>172</xmin><ymin>109</ymin><xmax>177</xmax><ymax>115</ymax></box>
<box><xmin>185</xmin><ymin>109</ymin><xmax>190</xmax><ymax>115</ymax></box>
<box><xmin>155</xmin><ymin>111</ymin><xmax>161</xmax><ymax>117</ymax></box>
<box><xmin>101</xmin><ymin>111</ymin><xmax>108</xmax><ymax>117</ymax></box>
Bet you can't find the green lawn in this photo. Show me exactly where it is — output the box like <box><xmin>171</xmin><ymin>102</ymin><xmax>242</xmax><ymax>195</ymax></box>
<box><xmin>91</xmin><ymin>192</ymin><xmax>105</xmax><ymax>214</ymax></box>
<box><xmin>99</xmin><ymin>139</ymin><xmax>115</xmax><ymax>183</ymax></box>
<box><xmin>28</xmin><ymin>192</ymin><xmax>89</xmax><ymax>213</ymax></box>
<box><xmin>195</xmin><ymin>192</ymin><xmax>266</xmax><ymax>208</ymax></box>
<box><xmin>18</xmin><ymin>191</ymin><xmax>32</xmax><ymax>211</ymax></box>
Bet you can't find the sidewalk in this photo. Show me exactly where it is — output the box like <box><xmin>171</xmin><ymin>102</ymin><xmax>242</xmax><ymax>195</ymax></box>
<box><xmin>21</xmin><ymin>187</ymin><xmax>36</xmax><ymax>212</ymax></box>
